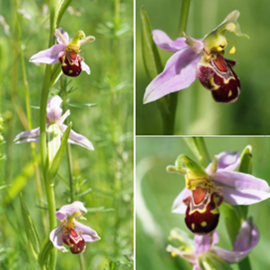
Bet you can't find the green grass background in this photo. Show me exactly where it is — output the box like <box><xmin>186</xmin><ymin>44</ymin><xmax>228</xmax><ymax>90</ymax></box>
<box><xmin>136</xmin><ymin>137</ymin><xmax>270</xmax><ymax>270</ymax></box>
<box><xmin>136</xmin><ymin>0</ymin><xmax>270</xmax><ymax>135</ymax></box>
<box><xmin>0</xmin><ymin>0</ymin><xmax>133</xmax><ymax>269</ymax></box>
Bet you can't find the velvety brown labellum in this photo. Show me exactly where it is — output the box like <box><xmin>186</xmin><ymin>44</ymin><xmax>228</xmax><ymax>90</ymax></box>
<box><xmin>59</xmin><ymin>51</ymin><xmax>83</xmax><ymax>77</ymax></box>
<box><xmin>197</xmin><ymin>54</ymin><xmax>241</xmax><ymax>104</ymax></box>
<box><xmin>184</xmin><ymin>187</ymin><xmax>223</xmax><ymax>234</ymax></box>
<box><xmin>62</xmin><ymin>228</ymin><xmax>86</xmax><ymax>254</ymax></box>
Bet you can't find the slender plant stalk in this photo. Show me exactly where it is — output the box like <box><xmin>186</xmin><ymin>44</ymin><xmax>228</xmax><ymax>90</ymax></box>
<box><xmin>17</xmin><ymin>9</ymin><xmax>47</xmax><ymax>232</ymax></box>
<box><xmin>178</xmin><ymin>0</ymin><xmax>191</xmax><ymax>37</ymax></box>
<box><xmin>39</xmin><ymin>2</ymin><xmax>58</xmax><ymax>269</ymax></box>
<box><xmin>184</xmin><ymin>137</ymin><xmax>210</xmax><ymax>167</ymax></box>
<box><xmin>5</xmin><ymin>0</ymin><xmax>19</xmax><ymax>183</ymax></box>
<box><xmin>159</xmin><ymin>0</ymin><xmax>191</xmax><ymax>134</ymax></box>
<box><xmin>106</xmin><ymin>0</ymin><xmax>123</xmax><ymax>256</ymax></box>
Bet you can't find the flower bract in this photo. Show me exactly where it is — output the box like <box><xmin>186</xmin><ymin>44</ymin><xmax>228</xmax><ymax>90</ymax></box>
<box><xmin>144</xmin><ymin>10</ymin><xmax>249</xmax><ymax>104</ymax></box>
<box><xmin>14</xmin><ymin>95</ymin><xmax>94</xmax><ymax>151</ymax></box>
<box><xmin>167</xmin><ymin>150</ymin><xmax>270</xmax><ymax>234</ymax></box>
<box><xmin>166</xmin><ymin>217</ymin><xmax>259</xmax><ymax>270</ymax></box>
<box><xmin>30</xmin><ymin>28</ymin><xmax>95</xmax><ymax>77</ymax></box>
<box><xmin>50</xmin><ymin>201</ymin><xmax>100</xmax><ymax>254</ymax></box>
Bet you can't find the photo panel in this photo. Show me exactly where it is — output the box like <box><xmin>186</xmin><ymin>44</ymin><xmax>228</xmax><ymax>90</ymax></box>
<box><xmin>0</xmin><ymin>0</ymin><xmax>133</xmax><ymax>269</ymax></box>
<box><xmin>136</xmin><ymin>136</ymin><xmax>270</xmax><ymax>270</ymax></box>
<box><xmin>136</xmin><ymin>0</ymin><xmax>270</xmax><ymax>135</ymax></box>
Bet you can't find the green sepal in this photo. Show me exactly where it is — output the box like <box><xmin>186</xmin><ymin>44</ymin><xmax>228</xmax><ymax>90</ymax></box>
<box><xmin>57</xmin><ymin>0</ymin><xmax>73</xmax><ymax>26</ymax></box>
<box><xmin>140</xmin><ymin>6</ymin><xmax>163</xmax><ymax>80</ymax></box>
<box><xmin>239</xmin><ymin>145</ymin><xmax>252</xmax><ymax>174</ymax></box>
<box><xmin>214</xmin><ymin>10</ymin><xmax>249</xmax><ymax>39</ymax></box>
<box><xmin>20</xmin><ymin>194</ymin><xmax>41</xmax><ymax>260</ymax></box>
<box><xmin>38</xmin><ymin>237</ymin><xmax>53</xmax><ymax>268</ymax></box>
<box><xmin>237</xmin><ymin>145</ymin><xmax>252</xmax><ymax>270</ymax></box>
<box><xmin>47</xmin><ymin>123</ymin><xmax>72</xmax><ymax>183</ymax></box>
<box><xmin>220</xmin><ymin>203</ymin><xmax>245</xmax><ymax>245</ymax></box>
<box><xmin>175</xmin><ymin>155</ymin><xmax>207</xmax><ymax>178</ymax></box>
<box><xmin>50</xmin><ymin>64</ymin><xmax>62</xmax><ymax>88</ymax></box>
<box><xmin>184</xmin><ymin>137</ymin><xmax>210</xmax><ymax>167</ymax></box>
<box><xmin>198</xmin><ymin>251</ymin><xmax>233</xmax><ymax>270</ymax></box>
<box><xmin>47</xmin><ymin>124</ymin><xmax>62</xmax><ymax>166</ymax></box>
<box><xmin>204</xmin><ymin>10</ymin><xmax>249</xmax><ymax>53</ymax></box>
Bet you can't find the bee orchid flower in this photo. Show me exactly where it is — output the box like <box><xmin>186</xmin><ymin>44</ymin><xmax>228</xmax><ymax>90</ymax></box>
<box><xmin>30</xmin><ymin>28</ymin><xmax>95</xmax><ymax>77</ymax></box>
<box><xmin>167</xmin><ymin>151</ymin><xmax>270</xmax><ymax>234</ymax></box>
<box><xmin>50</xmin><ymin>201</ymin><xmax>100</xmax><ymax>254</ymax></box>
<box><xmin>143</xmin><ymin>10</ymin><xmax>249</xmax><ymax>104</ymax></box>
<box><xmin>14</xmin><ymin>95</ymin><xmax>94</xmax><ymax>151</ymax></box>
<box><xmin>166</xmin><ymin>217</ymin><xmax>259</xmax><ymax>270</ymax></box>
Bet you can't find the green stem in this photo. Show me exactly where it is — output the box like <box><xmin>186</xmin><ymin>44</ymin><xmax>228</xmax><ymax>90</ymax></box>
<box><xmin>112</xmin><ymin>0</ymin><xmax>120</xmax><ymax>72</ymax></box>
<box><xmin>67</xmin><ymin>144</ymin><xmax>74</xmax><ymax>202</ymax></box>
<box><xmin>60</xmin><ymin>76</ymin><xmax>74</xmax><ymax>202</ymax></box>
<box><xmin>184</xmin><ymin>137</ymin><xmax>210</xmax><ymax>167</ymax></box>
<box><xmin>159</xmin><ymin>0</ymin><xmax>191</xmax><ymax>134</ymax></box>
<box><xmin>178</xmin><ymin>0</ymin><xmax>191</xmax><ymax>37</ymax></box>
<box><xmin>45</xmin><ymin>180</ymin><xmax>56</xmax><ymax>269</ymax></box>
<box><xmin>79</xmin><ymin>253</ymin><xmax>85</xmax><ymax>270</ymax></box>
<box><xmin>5</xmin><ymin>0</ymin><xmax>18</xmax><ymax>183</ymax></box>
<box><xmin>17</xmin><ymin>9</ymin><xmax>46</xmax><ymax>231</ymax></box>
<box><xmin>39</xmin><ymin>2</ymin><xmax>58</xmax><ymax>270</ymax></box>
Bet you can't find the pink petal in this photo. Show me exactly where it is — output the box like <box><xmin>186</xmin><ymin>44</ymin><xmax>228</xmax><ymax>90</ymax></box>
<box><xmin>172</xmin><ymin>187</ymin><xmax>191</xmax><ymax>214</ymax></box>
<box><xmin>76</xmin><ymin>222</ymin><xmax>100</xmax><ymax>242</ymax></box>
<box><xmin>60</xmin><ymin>124</ymin><xmax>94</xmax><ymax>151</ymax></box>
<box><xmin>30</xmin><ymin>44</ymin><xmax>65</xmax><ymax>64</ymax></box>
<box><xmin>56</xmin><ymin>201</ymin><xmax>87</xmax><ymax>220</ymax></box>
<box><xmin>14</xmin><ymin>127</ymin><xmax>40</xmax><ymax>143</ymax></box>
<box><xmin>194</xmin><ymin>230</ymin><xmax>219</xmax><ymax>255</ymax></box>
<box><xmin>152</xmin><ymin>30</ymin><xmax>187</xmax><ymax>52</ymax></box>
<box><xmin>213</xmin><ymin>170</ymin><xmax>270</xmax><ymax>205</ymax></box>
<box><xmin>46</xmin><ymin>96</ymin><xmax>63</xmax><ymax>123</ymax></box>
<box><xmin>166</xmin><ymin>244</ymin><xmax>197</xmax><ymax>264</ymax></box>
<box><xmin>143</xmin><ymin>47</ymin><xmax>201</xmax><ymax>104</ymax></box>
<box><xmin>213</xmin><ymin>218</ymin><xmax>259</xmax><ymax>263</ymax></box>
<box><xmin>206</xmin><ymin>151</ymin><xmax>240</xmax><ymax>173</ymax></box>
<box><xmin>81</xmin><ymin>60</ymin><xmax>90</xmax><ymax>74</ymax></box>
<box><xmin>49</xmin><ymin>226</ymin><xmax>68</xmax><ymax>252</ymax></box>
<box><xmin>54</xmin><ymin>28</ymin><xmax>69</xmax><ymax>45</ymax></box>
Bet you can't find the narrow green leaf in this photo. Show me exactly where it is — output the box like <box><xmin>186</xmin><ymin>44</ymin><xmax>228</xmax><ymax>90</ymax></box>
<box><xmin>47</xmin><ymin>123</ymin><xmax>72</xmax><ymax>182</ymax></box>
<box><xmin>68</xmin><ymin>102</ymin><xmax>97</xmax><ymax>109</ymax></box>
<box><xmin>184</xmin><ymin>137</ymin><xmax>210</xmax><ymax>167</ymax></box>
<box><xmin>20</xmin><ymin>194</ymin><xmax>41</xmax><ymax>260</ymax></box>
<box><xmin>140</xmin><ymin>6</ymin><xmax>163</xmax><ymax>80</ymax></box>
<box><xmin>57</xmin><ymin>0</ymin><xmax>73</xmax><ymax>26</ymax></box>
<box><xmin>220</xmin><ymin>203</ymin><xmax>244</xmax><ymax>245</ymax></box>
<box><xmin>237</xmin><ymin>145</ymin><xmax>252</xmax><ymax>270</ymax></box>
<box><xmin>38</xmin><ymin>237</ymin><xmax>53</xmax><ymax>268</ymax></box>
<box><xmin>5</xmin><ymin>156</ymin><xmax>40</xmax><ymax>204</ymax></box>
<box><xmin>50</xmin><ymin>64</ymin><xmax>62</xmax><ymax>87</ymax></box>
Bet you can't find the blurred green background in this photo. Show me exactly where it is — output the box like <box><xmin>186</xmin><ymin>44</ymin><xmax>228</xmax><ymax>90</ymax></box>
<box><xmin>136</xmin><ymin>137</ymin><xmax>270</xmax><ymax>270</ymax></box>
<box><xmin>0</xmin><ymin>0</ymin><xmax>133</xmax><ymax>269</ymax></box>
<box><xmin>136</xmin><ymin>0</ymin><xmax>270</xmax><ymax>135</ymax></box>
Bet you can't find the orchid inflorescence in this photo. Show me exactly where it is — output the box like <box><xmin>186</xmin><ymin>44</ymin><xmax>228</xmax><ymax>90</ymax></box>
<box><xmin>15</xmin><ymin>25</ymin><xmax>100</xmax><ymax>260</ymax></box>
<box><xmin>166</xmin><ymin>149</ymin><xmax>270</xmax><ymax>269</ymax></box>
<box><xmin>144</xmin><ymin>10</ymin><xmax>249</xmax><ymax>104</ymax></box>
